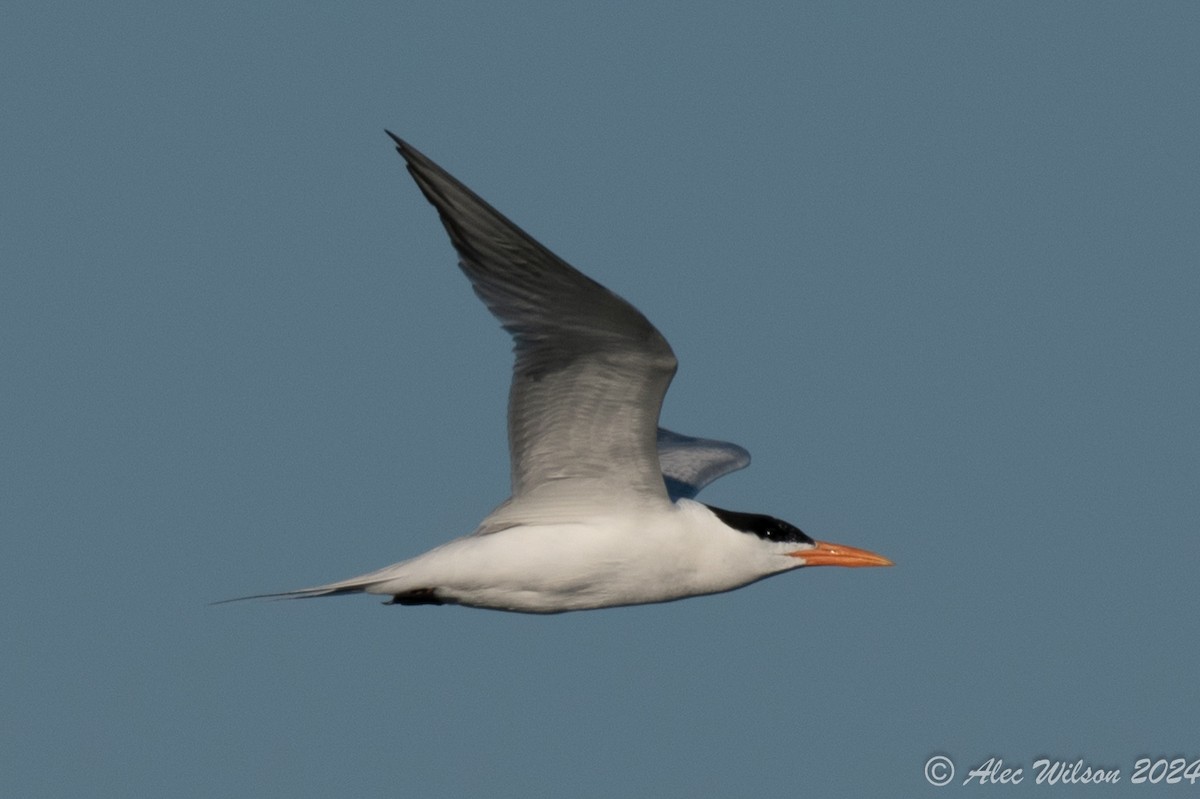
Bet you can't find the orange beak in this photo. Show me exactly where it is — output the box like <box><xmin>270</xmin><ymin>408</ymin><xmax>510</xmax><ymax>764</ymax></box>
<box><xmin>788</xmin><ymin>540</ymin><xmax>893</xmax><ymax>568</ymax></box>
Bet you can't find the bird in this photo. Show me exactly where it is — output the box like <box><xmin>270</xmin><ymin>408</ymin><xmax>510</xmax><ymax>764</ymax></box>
<box><xmin>233</xmin><ymin>132</ymin><xmax>891</xmax><ymax>614</ymax></box>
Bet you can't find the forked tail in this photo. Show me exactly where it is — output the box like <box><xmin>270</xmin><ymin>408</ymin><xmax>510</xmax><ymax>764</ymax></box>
<box><xmin>212</xmin><ymin>573</ymin><xmax>391</xmax><ymax>605</ymax></box>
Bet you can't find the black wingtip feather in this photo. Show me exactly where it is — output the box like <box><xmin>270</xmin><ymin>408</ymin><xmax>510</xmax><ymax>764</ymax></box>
<box><xmin>385</xmin><ymin>130</ymin><xmax>431</xmax><ymax>174</ymax></box>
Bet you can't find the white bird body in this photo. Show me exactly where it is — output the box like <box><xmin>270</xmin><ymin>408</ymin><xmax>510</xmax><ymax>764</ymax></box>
<box><xmin>231</xmin><ymin>134</ymin><xmax>891</xmax><ymax>613</ymax></box>
<box><xmin>312</xmin><ymin>500</ymin><xmax>795</xmax><ymax>613</ymax></box>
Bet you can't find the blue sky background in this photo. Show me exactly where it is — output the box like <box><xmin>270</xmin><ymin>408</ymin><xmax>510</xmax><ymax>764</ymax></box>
<box><xmin>4</xmin><ymin>3</ymin><xmax>1198</xmax><ymax>796</ymax></box>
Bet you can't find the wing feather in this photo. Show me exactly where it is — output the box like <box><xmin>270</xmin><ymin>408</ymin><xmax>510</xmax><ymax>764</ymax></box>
<box><xmin>656</xmin><ymin>428</ymin><xmax>751</xmax><ymax>501</ymax></box>
<box><xmin>390</xmin><ymin>133</ymin><xmax>677</xmax><ymax>515</ymax></box>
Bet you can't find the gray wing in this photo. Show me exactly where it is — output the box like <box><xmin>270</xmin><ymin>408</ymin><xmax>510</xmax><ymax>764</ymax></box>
<box><xmin>656</xmin><ymin>427</ymin><xmax>751</xmax><ymax>501</ymax></box>
<box><xmin>391</xmin><ymin>133</ymin><xmax>678</xmax><ymax>516</ymax></box>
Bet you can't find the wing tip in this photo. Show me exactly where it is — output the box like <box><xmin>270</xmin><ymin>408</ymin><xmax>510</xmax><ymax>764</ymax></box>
<box><xmin>385</xmin><ymin>130</ymin><xmax>431</xmax><ymax>174</ymax></box>
<box><xmin>384</xmin><ymin>128</ymin><xmax>405</xmax><ymax>151</ymax></box>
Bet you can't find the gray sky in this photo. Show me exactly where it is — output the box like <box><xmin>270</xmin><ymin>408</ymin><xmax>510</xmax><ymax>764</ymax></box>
<box><xmin>4</xmin><ymin>3</ymin><xmax>1198</xmax><ymax>796</ymax></box>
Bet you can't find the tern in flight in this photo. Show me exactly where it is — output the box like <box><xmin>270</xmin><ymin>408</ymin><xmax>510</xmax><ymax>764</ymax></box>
<box><xmin>237</xmin><ymin>133</ymin><xmax>891</xmax><ymax>613</ymax></box>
